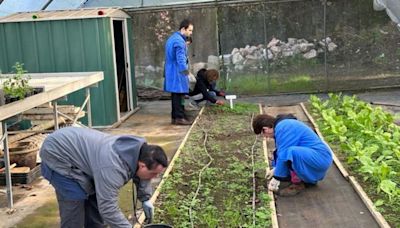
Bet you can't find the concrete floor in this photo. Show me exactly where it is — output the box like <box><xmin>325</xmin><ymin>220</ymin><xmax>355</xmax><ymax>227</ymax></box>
<box><xmin>0</xmin><ymin>88</ymin><xmax>399</xmax><ymax>227</ymax></box>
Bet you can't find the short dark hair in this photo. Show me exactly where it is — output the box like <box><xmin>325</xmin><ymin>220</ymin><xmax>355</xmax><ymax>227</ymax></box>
<box><xmin>139</xmin><ymin>144</ymin><xmax>168</xmax><ymax>170</ymax></box>
<box><xmin>179</xmin><ymin>19</ymin><xmax>193</xmax><ymax>30</ymax></box>
<box><xmin>252</xmin><ymin>114</ymin><xmax>277</xmax><ymax>134</ymax></box>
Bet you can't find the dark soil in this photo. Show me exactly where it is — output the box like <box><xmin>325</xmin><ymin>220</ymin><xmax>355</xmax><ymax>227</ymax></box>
<box><xmin>153</xmin><ymin>104</ymin><xmax>271</xmax><ymax>227</ymax></box>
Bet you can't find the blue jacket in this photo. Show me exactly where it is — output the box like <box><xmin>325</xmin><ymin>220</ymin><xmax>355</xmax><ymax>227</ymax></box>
<box><xmin>273</xmin><ymin>119</ymin><xmax>333</xmax><ymax>184</ymax></box>
<box><xmin>164</xmin><ymin>31</ymin><xmax>189</xmax><ymax>93</ymax></box>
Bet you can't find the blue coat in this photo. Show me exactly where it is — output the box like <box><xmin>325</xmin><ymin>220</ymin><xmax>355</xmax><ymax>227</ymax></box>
<box><xmin>164</xmin><ymin>31</ymin><xmax>189</xmax><ymax>93</ymax></box>
<box><xmin>273</xmin><ymin>119</ymin><xmax>333</xmax><ymax>184</ymax></box>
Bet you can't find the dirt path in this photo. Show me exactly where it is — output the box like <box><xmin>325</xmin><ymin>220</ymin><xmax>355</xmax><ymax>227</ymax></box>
<box><xmin>263</xmin><ymin>104</ymin><xmax>379</xmax><ymax>228</ymax></box>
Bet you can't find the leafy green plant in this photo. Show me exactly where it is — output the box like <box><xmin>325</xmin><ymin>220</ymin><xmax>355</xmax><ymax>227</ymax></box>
<box><xmin>309</xmin><ymin>93</ymin><xmax>400</xmax><ymax>226</ymax></box>
<box><xmin>2</xmin><ymin>62</ymin><xmax>32</xmax><ymax>100</ymax></box>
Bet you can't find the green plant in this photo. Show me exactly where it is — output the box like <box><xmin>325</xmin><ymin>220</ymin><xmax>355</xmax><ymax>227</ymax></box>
<box><xmin>309</xmin><ymin>93</ymin><xmax>400</xmax><ymax>227</ymax></box>
<box><xmin>2</xmin><ymin>62</ymin><xmax>32</xmax><ymax>100</ymax></box>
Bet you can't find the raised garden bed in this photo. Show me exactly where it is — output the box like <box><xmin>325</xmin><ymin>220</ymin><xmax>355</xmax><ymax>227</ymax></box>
<box><xmin>152</xmin><ymin>103</ymin><xmax>272</xmax><ymax>227</ymax></box>
<box><xmin>308</xmin><ymin>93</ymin><xmax>400</xmax><ymax>227</ymax></box>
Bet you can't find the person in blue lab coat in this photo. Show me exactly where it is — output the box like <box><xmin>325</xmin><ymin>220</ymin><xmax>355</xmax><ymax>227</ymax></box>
<box><xmin>164</xmin><ymin>19</ymin><xmax>194</xmax><ymax>125</ymax></box>
<box><xmin>252</xmin><ymin>114</ymin><xmax>333</xmax><ymax>196</ymax></box>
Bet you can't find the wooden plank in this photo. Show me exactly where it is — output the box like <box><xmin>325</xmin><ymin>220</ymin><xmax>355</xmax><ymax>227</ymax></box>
<box><xmin>8</xmin><ymin>117</ymin><xmax>66</xmax><ymax>144</ymax></box>
<box><xmin>349</xmin><ymin>176</ymin><xmax>391</xmax><ymax>228</ymax></box>
<box><xmin>299</xmin><ymin>102</ymin><xmax>350</xmax><ymax>179</ymax></box>
<box><xmin>259</xmin><ymin>104</ymin><xmax>279</xmax><ymax>228</ymax></box>
<box><xmin>11</xmin><ymin>167</ymin><xmax>30</xmax><ymax>174</ymax></box>
<box><xmin>23</xmin><ymin>111</ymin><xmax>84</xmax><ymax>120</ymax></box>
<box><xmin>0</xmin><ymin>163</ymin><xmax>16</xmax><ymax>172</ymax></box>
<box><xmin>22</xmin><ymin>105</ymin><xmax>79</xmax><ymax>114</ymax></box>
<box><xmin>134</xmin><ymin>107</ymin><xmax>205</xmax><ymax>228</ymax></box>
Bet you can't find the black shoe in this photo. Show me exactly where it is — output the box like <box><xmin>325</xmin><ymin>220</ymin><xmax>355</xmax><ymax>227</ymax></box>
<box><xmin>174</xmin><ymin>118</ymin><xmax>192</xmax><ymax>125</ymax></box>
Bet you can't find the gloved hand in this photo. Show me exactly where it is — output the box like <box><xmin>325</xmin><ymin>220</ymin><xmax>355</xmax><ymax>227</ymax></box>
<box><xmin>142</xmin><ymin>200</ymin><xmax>154</xmax><ymax>224</ymax></box>
<box><xmin>219</xmin><ymin>91</ymin><xmax>226</xmax><ymax>96</ymax></box>
<box><xmin>265</xmin><ymin>168</ymin><xmax>275</xmax><ymax>180</ymax></box>
<box><xmin>268</xmin><ymin>178</ymin><xmax>280</xmax><ymax>192</ymax></box>
<box><xmin>216</xmin><ymin>100</ymin><xmax>225</xmax><ymax>105</ymax></box>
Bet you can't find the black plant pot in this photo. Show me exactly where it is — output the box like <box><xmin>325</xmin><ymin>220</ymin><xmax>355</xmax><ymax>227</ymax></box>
<box><xmin>2</xmin><ymin>87</ymin><xmax>44</xmax><ymax>105</ymax></box>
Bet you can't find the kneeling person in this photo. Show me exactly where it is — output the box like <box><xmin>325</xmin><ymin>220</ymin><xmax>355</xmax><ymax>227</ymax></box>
<box><xmin>188</xmin><ymin>68</ymin><xmax>225</xmax><ymax>109</ymax></box>
<box><xmin>252</xmin><ymin>114</ymin><xmax>333</xmax><ymax>196</ymax></box>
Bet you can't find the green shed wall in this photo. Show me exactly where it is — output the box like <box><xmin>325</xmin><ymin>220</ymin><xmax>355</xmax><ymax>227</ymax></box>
<box><xmin>0</xmin><ymin>17</ymin><xmax>134</xmax><ymax>126</ymax></box>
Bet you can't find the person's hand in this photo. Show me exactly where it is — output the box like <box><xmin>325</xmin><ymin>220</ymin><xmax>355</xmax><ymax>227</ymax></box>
<box><xmin>216</xmin><ymin>100</ymin><xmax>224</xmax><ymax>105</ymax></box>
<box><xmin>180</xmin><ymin>70</ymin><xmax>189</xmax><ymax>75</ymax></box>
<box><xmin>219</xmin><ymin>91</ymin><xmax>226</xmax><ymax>96</ymax></box>
<box><xmin>265</xmin><ymin>168</ymin><xmax>275</xmax><ymax>180</ymax></box>
<box><xmin>268</xmin><ymin>178</ymin><xmax>280</xmax><ymax>192</ymax></box>
<box><xmin>142</xmin><ymin>200</ymin><xmax>154</xmax><ymax>224</ymax></box>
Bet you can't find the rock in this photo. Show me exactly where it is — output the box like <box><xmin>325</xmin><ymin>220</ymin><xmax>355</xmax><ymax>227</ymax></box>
<box><xmin>287</xmin><ymin>38</ymin><xmax>297</xmax><ymax>45</ymax></box>
<box><xmin>303</xmin><ymin>49</ymin><xmax>317</xmax><ymax>59</ymax></box>
<box><xmin>282</xmin><ymin>49</ymin><xmax>294</xmax><ymax>57</ymax></box>
<box><xmin>243</xmin><ymin>58</ymin><xmax>259</xmax><ymax>66</ymax></box>
<box><xmin>232</xmin><ymin>53</ymin><xmax>244</xmax><ymax>65</ymax></box>
<box><xmin>192</xmin><ymin>62</ymin><xmax>207</xmax><ymax>74</ymax></box>
<box><xmin>270</xmin><ymin>45</ymin><xmax>282</xmax><ymax>55</ymax></box>
<box><xmin>145</xmin><ymin>65</ymin><xmax>156</xmax><ymax>72</ymax></box>
<box><xmin>267</xmin><ymin>37</ymin><xmax>280</xmax><ymax>48</ymax></box>
<box><xmin>328</xmin><ymin>42</ymin><xmax>338</xmax><ymax>52</ymax></box>
<box><xmin>263</xmin><ymin>49</ymin><xmax>274</xmax><ymax>60</ymax></box>
<box><xmin>299</xmin><ymin>43</ymin><xmax>314</xmax><ymax>52</ymax></box>
<box><xmin>221</xmin><ymin>54</ymin><xmax>232</xmax><ymax>64</ymax></box>
<box><xmin>234</xmin><ymin>64</ymin><xmax>244</xmax><ymax>71</ymax></box>
<box><xmin>231</xmin><ymin>48</ymin><xmax>239</xmax><ymax>55</ymax></box>
<box><xmin>291</xmin><ymin>44</ymin><xmax>302</xmax><ymax>55</ymax></box>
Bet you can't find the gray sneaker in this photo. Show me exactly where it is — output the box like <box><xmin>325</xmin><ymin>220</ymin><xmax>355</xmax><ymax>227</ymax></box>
<box><xmin>186</xmin><ymin>101</ymin><xmax>200</xmax><ymax>111</ymax></box>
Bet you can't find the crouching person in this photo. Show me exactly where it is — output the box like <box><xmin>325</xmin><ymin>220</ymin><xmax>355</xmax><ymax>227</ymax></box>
<box><xmin>187</xmin><ymin>68</ymin><xmax>225</xmax><ymax>110</ymax></box>
<box><xmin>252</xmin><ymin>114</ymin><xmax>333</xmax><ymax>196</ymax></box>
<box><xmin>40</xmin><ymin>127</ymin><xmax>168</xmax><ymax>227</ymax></box>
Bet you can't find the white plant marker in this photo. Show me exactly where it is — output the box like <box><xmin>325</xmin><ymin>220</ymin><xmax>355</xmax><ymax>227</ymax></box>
<box><xmin>225</xmin><ymin>95</ymin><xmax>237</xmax><ymax>109</ymax></box>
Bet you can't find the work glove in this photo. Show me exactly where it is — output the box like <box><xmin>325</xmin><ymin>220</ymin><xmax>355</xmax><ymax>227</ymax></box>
<box><xmin>268</xmin><ymin>178</ymin><xmax>280</xmax><ymax>192</ymax></box>
<box><xmin>265</xmin><ymin>168</ymin><xmax>275</xmax><ymax>180</ymax></box>
<box><xmin>142</xmin><ymin>200</ymin><xmax>154</xmax><ymax>224</ymax></box>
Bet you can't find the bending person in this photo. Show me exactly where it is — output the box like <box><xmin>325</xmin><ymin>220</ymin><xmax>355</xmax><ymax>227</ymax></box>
<box><xmin>40</xmin><ymin>127</ymin><xmax>168</xmax><ymax>227</ymax></box>
<box><xmin>252</xmin><ymin>114</ymin><xmax>333</xmax><ymax>196</ymax></box>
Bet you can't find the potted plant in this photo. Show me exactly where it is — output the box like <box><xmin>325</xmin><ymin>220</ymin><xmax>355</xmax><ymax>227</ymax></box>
<box><xmin>1</xmin><ymin>62</ymin><xmax>33</xmax><ymax>104</ymax></box>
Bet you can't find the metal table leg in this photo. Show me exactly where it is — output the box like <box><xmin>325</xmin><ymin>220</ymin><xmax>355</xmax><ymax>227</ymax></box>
<box><xmin>1</xmin><ymin>121</ymin><xmax>13</xmax><ymax>208</ymax></box>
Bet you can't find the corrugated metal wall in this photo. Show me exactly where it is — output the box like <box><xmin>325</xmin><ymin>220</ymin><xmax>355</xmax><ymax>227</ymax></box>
<box><xmin>0</xmin><ymin>18</ymin><xmax>121</xmax><ymax>126</ymax></box>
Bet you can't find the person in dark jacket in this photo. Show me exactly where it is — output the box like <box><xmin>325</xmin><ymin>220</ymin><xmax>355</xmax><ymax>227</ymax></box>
<box><xmin>164</xmin><ymin>19</ymin><xmax>194</xmax><ymax>125</ymax></box>
<box><xmin>252</xmin><ymin>114</ymin><xmax>333</xmax><ymax>196</ymax></box>
<box><xmin>40</xmin><ymin>127</ymin><xmax>168</xmax><ymax>227</ymax></box>
<box><xmin>187</xmin><ymin>68</ymin><xmax>225</xmax><ymax>109</ymax></box>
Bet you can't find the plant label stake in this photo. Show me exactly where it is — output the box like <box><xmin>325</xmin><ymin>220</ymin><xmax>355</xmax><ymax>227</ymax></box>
<box><xmin>225</xmin><ymin>95</ymin><xmax>237</xmax><ymax>109</ymax></box>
